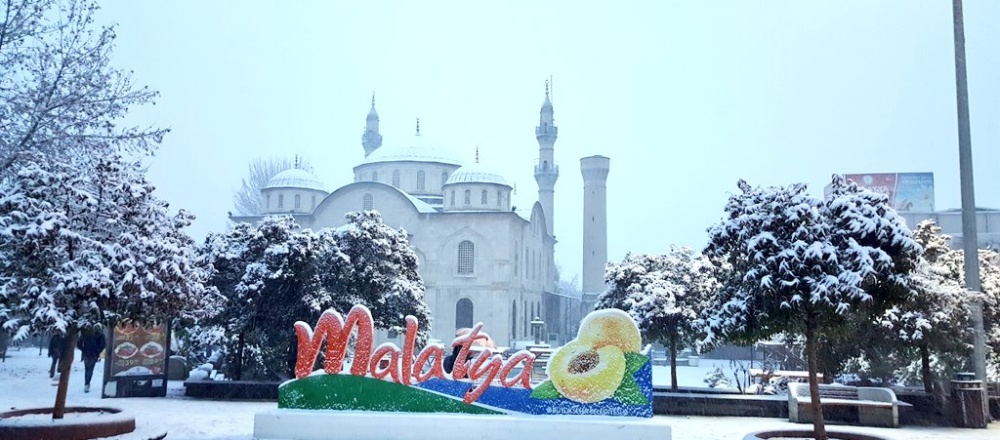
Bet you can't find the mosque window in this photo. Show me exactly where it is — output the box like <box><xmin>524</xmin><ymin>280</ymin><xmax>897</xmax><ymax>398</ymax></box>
<box><xmin>523</xmin><ymin>301</ymin><xmax>528</xmax><ymax>337</ymax></box>
<box><xmin>481</xmin><ymin>190</ymin><xmax>487</xmax><ymax>205</ymax></box>
<box><xmin>464</xmin><ymin>190</ymin><xmax>471</xmax><ymax>205</ymax></box>
<box><xmin>278</xmin><ymin>194</ymin><xmax>284</xmax><ymax>209</ymax></box>
<box><xmin>294</xmin><ymin>194</ymin><xmax>301</xmax><ymax>210</ymax></box>
<box><xmin>417</xmin><ymin>171</ymin><xmax>425</xmax><ymax>190</ymax></box>
<box><xmin>266</xmin><ymin>194</ymin><xmax>271</xmax><ymax>210</ymax></box>
<box><xmin>497</xmin><ymin>190</ymin><xmax>501</xmax><ymax>207</ymax></box>
<box><xmin>514</xmin><ymin>248</ymin><xmax>519</xmax><ymax>276</ymax></box>
<box><xmin>392</xmin><ymin>170</ymin><xmax>400</xmax><ymax>188</ymax></box>
<box><xmin>456</xmin><ymin>298</ymin><xmax>474</xmax><ymax>330</ymax></box>
<box><xmin>363</xmin><ymin>193</ymin><xmax>374</xmax><ymax>211</ymax></box>
<box><xmin>511</xmin><ymin>301</ymin><xmax>517</xmax><ymax>341</ymax></box>
<box><xmin>457</xmin><ymin>240</ymin><xmax>474</xmax><ymax>274</ymax></box>
<box><xmin>311</xmin><ymin>195</ymin><xmax>316</xmax><ymax>210</ymax></box>
<box><xmin>450</xmin><ymin>190</ymin><xmax>455</xmax><ymax>207</ymax></box>
<box><xmin>372</xmin><ymin>171</ymin><xmax>378</xmax><ymax>182</ymax></box>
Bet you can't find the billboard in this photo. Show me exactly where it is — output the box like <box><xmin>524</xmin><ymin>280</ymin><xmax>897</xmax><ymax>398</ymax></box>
<box><xmin>841</xmin><ymin>172</ymin><xmax>934</xmax><ymax>212</ymax></box>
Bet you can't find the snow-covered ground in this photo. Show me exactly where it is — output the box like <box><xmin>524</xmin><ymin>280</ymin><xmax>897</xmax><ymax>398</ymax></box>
<box><xmin>2</xmin><ymin>348</ymin><xmax>996</xmax><ymax>440</ymax></box>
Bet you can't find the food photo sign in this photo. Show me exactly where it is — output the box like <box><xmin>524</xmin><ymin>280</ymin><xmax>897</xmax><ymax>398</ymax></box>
<box><xmin>102</xmin><ymin>322</ymin><xmax>170</xmax><ymax>398</ymax></box>
<box><xmin>280</xmin><ymin>306</ymin><xmax>653</xmax><ymax>417</ymax></box>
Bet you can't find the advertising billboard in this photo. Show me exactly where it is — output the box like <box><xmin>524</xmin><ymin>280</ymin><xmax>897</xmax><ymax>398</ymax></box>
<box><xmin>842</xmin><ymin>172</ymin><xmax>934</xmax><ymax>212</ymax></box>
<box><xmin>103</xmin><ymin>321</ymin><xmax>169</xmax><ymax>398</ymax></box>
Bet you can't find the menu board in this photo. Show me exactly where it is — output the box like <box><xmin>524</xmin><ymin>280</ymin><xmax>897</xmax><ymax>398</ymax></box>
<box><xmin>110</xmin><ymin>322</ymin><xmax>168</xmax><ymax>377</ymax></box>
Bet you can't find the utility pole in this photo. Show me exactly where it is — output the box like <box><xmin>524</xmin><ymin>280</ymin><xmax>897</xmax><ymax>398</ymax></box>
<box><xmin>951</xmin><ymin>0</ymin><xmax>989</xmax><ymax>422</ymax></box>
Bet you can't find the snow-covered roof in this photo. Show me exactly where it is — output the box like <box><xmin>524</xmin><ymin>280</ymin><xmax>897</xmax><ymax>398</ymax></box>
<box><xmin>360</xmin><ymin>134</ymin><xmax>463</xmax><ymax>166</ymax></box>
<box><xmin>264</xmin><ymin>169</ymin><xmax>327</xmax><ymax>191</ymax></box>
<box><xmin>444</xmin><ymin>163</ymin><xmax>510</xmax><ymax>187</ymax></box>
<box><xmin>401</xmin><ymin>191</ymin><xmax>438</xmax><ymax>214</ymax></box>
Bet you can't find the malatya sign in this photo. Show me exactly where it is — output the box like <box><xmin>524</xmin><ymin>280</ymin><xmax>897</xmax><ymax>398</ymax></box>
<box><xmin>282</xmin><ymin>305</ymin><xmax>653</xmax><ymax>417</ymax></box>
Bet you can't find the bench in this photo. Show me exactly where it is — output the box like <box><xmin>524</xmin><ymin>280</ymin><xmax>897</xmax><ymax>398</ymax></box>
<box><xmin>788</xmin><ymin>383</ymin><xmax>903</xmax><ymax>427</ymax></box>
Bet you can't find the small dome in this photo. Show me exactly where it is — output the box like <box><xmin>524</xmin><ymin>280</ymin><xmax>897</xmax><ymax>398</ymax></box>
<box><xmin>445</xmin><ymin>163</ymin><xmax>510</xmax><ymax>187</ymax></box>
<box><xmin>361</xmin><ymin>135</ymin><xmax>464</xmax><ymax>166</ymax></box>
<box><xmin>265</xmin><ymin>168</ymin><xmax>326</xmax><ymax>191</ymax></box>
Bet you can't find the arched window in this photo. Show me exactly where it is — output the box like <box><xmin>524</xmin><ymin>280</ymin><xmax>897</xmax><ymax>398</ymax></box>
<box><xmin>278</xmin><ymin>194</ymin><xmax>284</xmax><ymax>209</ymax></box>
<box><xmin>514</xmin><ymin>246</ymin><xmax>519</xmax><ymax>276</ymax></box>
<box><xmin>441</xmin><ymin>172</ymin><xmax>449</xmax><ymax>189</ymax></box>
<box><xmin>531</xmin><ymin>303</ymin><xmax>536</xmax><ymax>323</ymax></box>
<box><xmin>481</xmin><ymin>190</ymin><xmax>487</xmax><ymax>205</ymax></box>
<box><xmin>417</xmin><ymin>171</ymin><xmax>425</xmax><ymax>190</ymax></box>
<box><xmin>523</xmin><ymin>301</ymin><xmax>528</xmax><ymax>337</ymax></box>
<box><xmin>456</xmin><ymin>298</ymin><xmax>474</xmax><ymax>330</ymax></box>
<box><xmin>294</xmin><ymin>194</ymin><xmax>301</xmax><ymax>210</ymax></box>
<box><xmin>363</xmin><ymin>193</ymin><xmax>374</xmax><ymax>211</ymax></box>
<box><xmin>497</xmin><ymin>190</ymin><xmax>502</xmax><ymax>207</ymax></box>
<box><xmin>463</xmin><ymin>189</ymin><xmax>471</xmax><ymax>205</ymax></box>
<box><xmin>311</xmin><ymin>195</ymin><xmax>316</xmax><ymax>210</ymax></box>
<box><xmin>450</xmin><ymin>190</ymin><xmax>455</xmax><ymax>206</ymax></box>
<box><xmin>392</xmin><ymin>170</ymin><xmax>400</xmax><ymax>188</ymax></box>
<box><xmin>372</xmin><ymin>171</ymin><xmax>378</xmax><ymax>182</ymax></box>
<box><xmin>457</xmin><ymin>240</ymin><xmax>474</xmax><ymax>274</ymax></box>
<box><xmin>511</xmin><ymin>301</ymin><xmax>517</xmax><ymax>341</ymax></box>
<box><xmin>266</xmin><ymin>194</ymin><xmax>271</xmax><ymax>210</ymax></box>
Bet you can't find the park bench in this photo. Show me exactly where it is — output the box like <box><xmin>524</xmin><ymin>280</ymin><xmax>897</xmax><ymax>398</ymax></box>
<box><xmin>787</xmin><ymin>382</ymin><xmax>903</xmax><ymax>428</ymax></box>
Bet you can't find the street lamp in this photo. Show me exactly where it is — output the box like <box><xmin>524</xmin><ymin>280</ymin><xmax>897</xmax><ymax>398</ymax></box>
<box><xmin>530</xmin><ymin>317</ymin><xmax>545</xmax><ymax>345</ymax></box>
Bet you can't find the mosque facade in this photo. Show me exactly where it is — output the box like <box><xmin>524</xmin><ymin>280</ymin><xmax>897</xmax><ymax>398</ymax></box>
<box><xmin>231</xmin><ymin>84</ymin><xmax>609</xmax><ymax>347</ymax></box>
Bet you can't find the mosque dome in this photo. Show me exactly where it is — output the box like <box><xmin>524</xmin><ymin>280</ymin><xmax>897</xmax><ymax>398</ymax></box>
<box><xmin>361</xmin><ymin>132</ymin><xmax>464</xmax><ymax>167</ymax></box>
<box><xmin>264</xmin><ymin>168</ymin><xmax>326</xmax><ymax>191</ymax></box>
<box><xmin>445</xmin><ymin>162</ymin><xmax>510</xmax><ymax>187</ymax></box>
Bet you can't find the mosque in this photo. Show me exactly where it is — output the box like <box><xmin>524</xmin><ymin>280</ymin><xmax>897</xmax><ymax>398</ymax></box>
<box><xmin>230</xmin><ymin>83</ymin><xmax>610</xmax><ymax>347</ymax></box>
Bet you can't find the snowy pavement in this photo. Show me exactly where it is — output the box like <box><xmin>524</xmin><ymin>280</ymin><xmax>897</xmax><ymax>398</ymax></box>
<box><xmin>2</xmin><ymin>348</ymin><xmax>997</xmax><ymax>440</ymax></box>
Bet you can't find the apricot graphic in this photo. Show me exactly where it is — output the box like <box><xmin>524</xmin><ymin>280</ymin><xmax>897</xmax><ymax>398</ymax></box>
<box><xmin>547</xmin><ymin>339</ymin><xmax>626</xmax><ymax>403</ymax></box>
<box><xmin>576</xmin><ymin>309</ymin><xmax>642</xmax><ymax>353</ymax></box>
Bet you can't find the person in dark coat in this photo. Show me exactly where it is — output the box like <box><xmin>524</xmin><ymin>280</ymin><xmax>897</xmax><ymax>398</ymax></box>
<box><xmin>77</xmin><ymin>328</ymin><xmax>106</xmax><ymax>393</ymax></box>
<box><xmin>443</xmin><ymin>345</ymin><xmax>462</xmax><ymax>375</ymax></box>
<box><xmin>48</xmin><ymin>332</ymin><xmax>67</xmax><ymax>378</ymax></box>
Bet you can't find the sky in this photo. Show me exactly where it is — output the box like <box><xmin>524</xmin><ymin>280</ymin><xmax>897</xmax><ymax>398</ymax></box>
<box><xmin>94</xmin><ymin>0</ymin><xmax>1000</xmax><ymax>285</ymax></box>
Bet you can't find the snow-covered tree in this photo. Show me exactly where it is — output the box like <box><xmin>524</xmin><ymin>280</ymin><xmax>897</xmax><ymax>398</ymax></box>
<box><xmin>599</xmin><ymin>246</ymin><xmax>715</xmax><ymax>390</ymax></box>
<box><xmin>200</xmin><ymin>211</ymin><xmax>430</xmax><ymax>380</ymax></box>
<box><xmin>201</xmin><ymin>216</ymin><xmax>331</xmax><ymax>380</ymax></box>
<box><xmin>703</xmin><ymin>175</ymin><xmax>921</xmax><ymax>439</ymax></box>
<box><xmin>0</xmin><ymin>156</ymin><xmax>218</xmax><ymax>418</ymax></box>
<box><xmin>320</xmin><ymin>211</ymin><xmax>431</xmax><ymax>342</ymax></box>
<box><xmin>874</xmin><ymin>220</ymin><xmax>973</xmax><ymax>391</ymax></box>
<box><xmin>0</xmin><ymin>0</ymin><xmax>166</xmax><ymax>176</ymax></box>
<box><xmin>232</xmin><ymin>156</ymin><xmax>313</xmax><ymax>215</ymax></box>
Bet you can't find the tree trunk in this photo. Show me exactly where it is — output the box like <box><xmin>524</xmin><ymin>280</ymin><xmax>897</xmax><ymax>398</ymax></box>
<box><xmin>669</xmin><ymin>333</ymin><xmax>678</xmax><ymax>391</ymax></box>
<box><xmin>805</xmin><ymin>313</ymin><xmax>827</xmax><ymax>440</ymax></box>
<box><xmin>53</xmin><ymin>328</ymin><xmax>78</xmax><ymax>419</ymax></box>
<box><xmin>235</xmin><ymin>332</ymin><xmax>245</xmax><ymax>380</ymax></box>
<box><xmin>919</xmin><ymin>342</ymin><xmax>933</xmax><ymax>394</ymax></box>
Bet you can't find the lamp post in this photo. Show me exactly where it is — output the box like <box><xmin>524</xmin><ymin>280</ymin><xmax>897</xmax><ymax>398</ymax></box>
<box><xmin>531</xmin><ymin>317</ymin><xmax>545</xmax><ymax>345</ymax></box>
<box><xmin>952</xmin><ymin>0</ymin><xmax>989</xmax><ymax>422</ymax></box>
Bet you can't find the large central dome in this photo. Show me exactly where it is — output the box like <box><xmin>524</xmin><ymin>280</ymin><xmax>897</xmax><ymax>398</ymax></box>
<box><xmin>361</xmin><ymin>133</ymin><xmax>463</xmax><ymax>167</ymax></box>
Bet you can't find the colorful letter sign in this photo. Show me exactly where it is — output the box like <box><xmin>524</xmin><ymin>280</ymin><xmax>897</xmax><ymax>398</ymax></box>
<box><xmin>279</xmin><ymin>306</ymin><xmax>652</xmax><ymax>417</ymax></box>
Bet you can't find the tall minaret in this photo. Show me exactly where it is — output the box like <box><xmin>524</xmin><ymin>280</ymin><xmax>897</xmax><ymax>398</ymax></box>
<box><xmin>534</xmin><ymin>80</ymin><xmax>559</xmax><ymax>236</ymax></box>
<box><xmin>581</xmin><ymin>155</ymin><xmax>610</xmax><ymax>308</ymax></box>
<box><xmin>361</xmin><ymin>92</ymin><xmax>382</xmax><ymax>157</ymax></box>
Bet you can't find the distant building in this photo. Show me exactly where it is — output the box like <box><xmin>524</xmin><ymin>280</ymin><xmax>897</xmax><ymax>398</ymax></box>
<box><xmin>231</xmin><ymin>84</ymin><xmax>606</xmax><ymax>347</ymax></box>
<box><xmin>829</xmin><ymin>172</ymin><xmax>999</xmax><ymax>251</ymax></box>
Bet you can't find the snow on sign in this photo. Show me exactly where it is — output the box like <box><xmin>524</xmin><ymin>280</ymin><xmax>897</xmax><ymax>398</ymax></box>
<box><xmin>280</xmin><ymin>305</ymin><xmax>653</xmax><ymax>417</ymax></box>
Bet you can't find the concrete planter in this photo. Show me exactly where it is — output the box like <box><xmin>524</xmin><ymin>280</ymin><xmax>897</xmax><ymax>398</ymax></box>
<box><xmin>0</xmin><ymin>406</ymin><xmax>137</xmax><ymax>440</ymax></box>
<box><xmin>743</xmin><ymin>430</ymin><xmax>888</xmax><ymax>440</ymax></box>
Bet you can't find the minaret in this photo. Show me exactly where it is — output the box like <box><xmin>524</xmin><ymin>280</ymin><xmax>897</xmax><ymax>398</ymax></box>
<box><xmin>534</xmin><ymin>80</ymin><xmax>559</xmax><ymax>236</ymax></box>
<box><xmin>581</xmin><ymin>155</ymin><xmax>610</xmax><ymax>308</ymax></box>
<box><xmin>361</xmin><ymin>92</ymin><xmax>382</xmax><ymax>157</ymax></box>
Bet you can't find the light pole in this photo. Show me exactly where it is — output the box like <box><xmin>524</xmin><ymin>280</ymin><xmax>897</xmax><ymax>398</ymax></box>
<box><xmin>951</xmin><ymin>0</ymin><xmax>989</xmax><ymax>420</ymax></box>
<box><xmin>531</xmin><ymin>317</ymin><xmax>545</xmax><ymax>345</ymax></box>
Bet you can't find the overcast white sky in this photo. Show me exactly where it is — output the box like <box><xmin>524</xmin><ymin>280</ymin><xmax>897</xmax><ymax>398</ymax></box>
<box><xmin>97</xmin><ymin>1</ymin><xmax>1000</xmax><ymax>284</ymax></box>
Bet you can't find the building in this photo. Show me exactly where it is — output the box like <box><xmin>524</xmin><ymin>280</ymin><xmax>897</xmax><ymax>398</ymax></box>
<box><xmin>231</xmin><ymin>84</ymin><xmax>606</xmax><ymax>347</ymax></box>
